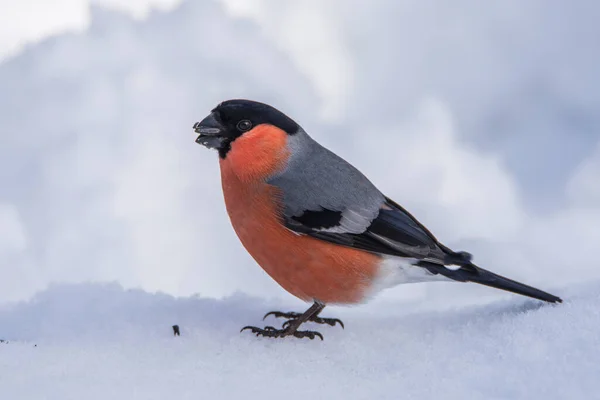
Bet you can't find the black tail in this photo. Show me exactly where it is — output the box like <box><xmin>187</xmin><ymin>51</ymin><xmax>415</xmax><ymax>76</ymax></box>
<box><xmin>418</xmin><ymin>261</ymin><xmax>563</xmax><ymax>303</ymax></box>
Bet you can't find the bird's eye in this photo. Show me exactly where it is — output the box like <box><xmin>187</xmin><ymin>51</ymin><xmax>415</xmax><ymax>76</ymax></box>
<box><xmin>236</xmin><ymin>120</ymin><xmax>253</xmax><ymax>132</ymax></box>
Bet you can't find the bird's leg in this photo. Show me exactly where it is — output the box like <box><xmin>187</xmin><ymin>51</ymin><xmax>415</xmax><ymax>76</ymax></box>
<box><xmin>241</xmin><ymin>302</ymin><xmax>330</xmax><ymax>340</ymax></box>
<box><xmin>263</xmin><ymin>306</ymin><xmax>344</xmax><ymax>329</ymax></box>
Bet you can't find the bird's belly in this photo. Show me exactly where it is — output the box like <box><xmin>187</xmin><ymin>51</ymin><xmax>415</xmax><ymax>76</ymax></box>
<box><xmin>220</xmin><ymin>173</ymin><xmax>380</xmax><ymax>304</ymax></box>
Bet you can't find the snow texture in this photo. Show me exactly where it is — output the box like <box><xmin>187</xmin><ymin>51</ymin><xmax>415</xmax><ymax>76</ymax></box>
<box><xmin>1</xmin><ymin>282</ymin><xmax>599</xmax><ymax>400</ymax></box>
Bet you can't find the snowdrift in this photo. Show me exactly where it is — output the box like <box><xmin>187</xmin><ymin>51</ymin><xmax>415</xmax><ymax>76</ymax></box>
<box><xmin>1</xmin><ymin>282</ymin><xmax>598</xmax><ymax>399</ymax></box>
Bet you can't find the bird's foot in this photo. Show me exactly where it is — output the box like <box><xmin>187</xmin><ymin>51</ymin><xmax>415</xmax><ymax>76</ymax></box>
<box><xmin>263</xmin><ymin>311</ymin><xmax>344</xmax><ymax>329</ymax></box>
<box><xmin>240</xmin><ymin>325</ymin><xmax>323</xmax><ymax>340</ymax></box>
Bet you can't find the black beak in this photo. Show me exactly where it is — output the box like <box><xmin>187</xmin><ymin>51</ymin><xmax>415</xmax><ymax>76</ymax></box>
<box><xmin>193</xmin><ymin>112</ymin><xmax>227</xmax><ymax>149</ymax></box>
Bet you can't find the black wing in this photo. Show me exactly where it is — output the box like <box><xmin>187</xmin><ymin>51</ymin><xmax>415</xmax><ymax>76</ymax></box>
<box><xmin>284</xmin><ymin>196</ymin><xmax>456</xmax><ymax>262</ymax></box>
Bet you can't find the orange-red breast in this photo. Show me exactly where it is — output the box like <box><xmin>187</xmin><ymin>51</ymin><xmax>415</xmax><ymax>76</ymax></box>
<box><xmin>193</xmin><ymin>99</ymin><xmax>562</xmax><ymax>340</ymax></box>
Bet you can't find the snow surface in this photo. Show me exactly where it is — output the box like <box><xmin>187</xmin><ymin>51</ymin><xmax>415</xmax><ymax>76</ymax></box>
<box><xmin>1</xmin><ymin>282</ymin><xmax>599</xmax><ymax>400</ymax></box>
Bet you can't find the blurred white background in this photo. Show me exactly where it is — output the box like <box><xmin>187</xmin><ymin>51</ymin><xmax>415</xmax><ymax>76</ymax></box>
<box><xmin>0</xmin><ymin>0</ymin><xmax>598</xmax><ymax>305</ymax></box>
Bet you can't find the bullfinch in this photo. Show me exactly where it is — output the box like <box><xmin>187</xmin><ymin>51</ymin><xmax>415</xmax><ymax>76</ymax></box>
<box><xmin>193</xmin><ymin>99</ymin><xmax>562</xmax><ymax>340</ymax></box>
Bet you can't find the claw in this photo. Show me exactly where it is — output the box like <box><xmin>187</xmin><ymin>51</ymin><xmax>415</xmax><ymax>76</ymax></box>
<box><xmin>313</xmin><ymin>317</ymin><xmax>345</xmax><ymax>329</ymax></box>
<box><xmin>331</xmin><ymin>319</ymin><xmax>344</xmax><ymax>329</ymax></box>
<box><xmin>262</xmin><ymin>312</ymin><xmax>273</xmax><ymax>321</ymax></box>
<box><xmin>242</xmin><ymin>325</ymin><xmax>278</xmax><ymax>333</ymax></box>
<box><xmin>240</xmin><ymin>325</ymin><xmax>257</xmax><ymax>333</ymax></box>
<box><xmin>262</xmin><ymin>311</ymin><xmax>280</xmax><ymax>320</ymax></box>
<box><xmin>293</xmin><ymin>330</ymin><xmax>324</xmax><ymax>340</ymax></box>
<box><xmin>241</xmin><ymin>325</ymin><xmax>282</xmax><ymax>338</ymax></box>
<box><xmin>262</xmin><ymin>311</ymin><xmax>301</xmax><ymax>320</ymax></box>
